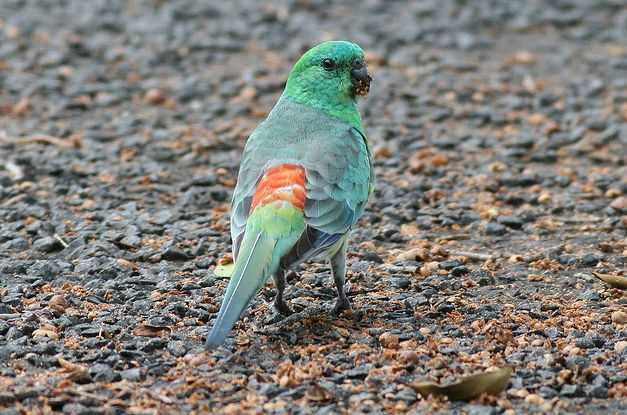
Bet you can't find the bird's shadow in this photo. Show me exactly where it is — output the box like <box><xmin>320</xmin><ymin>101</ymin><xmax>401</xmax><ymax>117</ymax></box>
<box><xmin>253</xmin><ymin>302</ymin><xmax>387</xmax><ymax>346</ymax></box>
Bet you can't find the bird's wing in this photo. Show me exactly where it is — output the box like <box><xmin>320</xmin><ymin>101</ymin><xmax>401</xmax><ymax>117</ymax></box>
<box><xmin>230</xmin><ymin>101</ymin><xmax>373</xmax><ymax>263</ymax></box>
<box><xmin>281</xmin><ymin>127</ymin><xmax>372</xmax><ymax>265</ymax></box>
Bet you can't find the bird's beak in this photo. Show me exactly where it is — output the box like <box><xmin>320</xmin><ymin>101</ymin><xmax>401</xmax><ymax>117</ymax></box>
<box><xmin>351</xmin><ymin>66</ymin><xmax>371</xmax><ymax>96</ymax></box>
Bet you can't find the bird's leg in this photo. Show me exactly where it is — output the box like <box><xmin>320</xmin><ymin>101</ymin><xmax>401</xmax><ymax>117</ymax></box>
<box><xmin>330</xmin><ymin>240</ymin><xmax>351</xmax><ymax>315</ymax></box>
<box><xmin>272</xmin><ymin>268</ymin><xmax>292</xmax><ymax>315</ymax></box>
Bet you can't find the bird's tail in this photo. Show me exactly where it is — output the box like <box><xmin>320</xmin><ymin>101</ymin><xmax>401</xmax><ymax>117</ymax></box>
<box><xmin>206</xmin><ymin>203</ymin><xmax>305</xmax><ymax>349</ymax></box>
<box><xmin>206</xmin><ymin>164</ymin><xmax>307</xmax><ymax>348</ymax></box>
<box><xmin>205</xmin><ymin>228</ymin><xmax>277</xmax><ymax>348</ymax></box>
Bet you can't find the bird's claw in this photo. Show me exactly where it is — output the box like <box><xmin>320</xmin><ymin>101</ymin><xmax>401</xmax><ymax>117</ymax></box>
<box><xmin>332</xmin><ymin>298</ymin><xmax>351</xmax><ymax>316</ymax></box>
<box><xmin>273</xmin><ymin>299</ymin><xmax>293</xmax><ymax>316</ymax></box>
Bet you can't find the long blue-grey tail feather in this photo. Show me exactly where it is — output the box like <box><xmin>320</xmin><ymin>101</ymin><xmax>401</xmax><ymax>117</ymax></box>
<box><xmin>206</xmin><ymin>231</ymin><xmax>276</xmax><ymax>348</ymax></box>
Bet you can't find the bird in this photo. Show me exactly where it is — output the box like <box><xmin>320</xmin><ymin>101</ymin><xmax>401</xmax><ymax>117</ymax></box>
<box><xmin>206</xmin><ymin>40</ymin><xmax>374</xmax><ymax>348</ymax></box>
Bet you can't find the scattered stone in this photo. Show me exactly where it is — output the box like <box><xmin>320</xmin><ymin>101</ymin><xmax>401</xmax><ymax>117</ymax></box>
<box><xmin>390</xmin><ymin>277</ymin><xmax>411</xmax><ymax>289</ymax></box>
<box><xmin>485</xmin><ymin>222</ymin><xmax>507</xmax><ymax>236</ymax></box>
<box><xmin>33</xmin><ymin>237</ymin><xmax>62</xmax><ymax>253</ymax></box>
<box><xmin>497</xmin><ymin>215</ymin><xmax>524</xmax><ymax>229</ymax></box>
<box><xmin>585</xmin><ymin>384</ymin><xmax>608</xmax><ymax>399</ymax></box>
<box><xmin>560</xmin><ymin>384</ymin><xmax>584</xmax><ymax>398</ymax></box>
<box><xmin>88</xmin><ymin>363</ymin><xmax>120</xmax><ymax>383</ymax></box>
<box><xmin>439</xmin><ymin>259</ymin><xmax>462</xmax><ymax>270</ymax></box>
<box><xmin>120</xmin><ymin>368</ymin><xmax>142</xmax><ymax>381</ymax></box>
<box><xmin>580</xmin><ymin>253</ymin><xmax>601</xmax><ymax>267</ymax></box>
<box><xmin>610</xmin><ymin>196</ymin><xmax>627</xmax><ymax>212</ymax></box>
<box><xmin>167</xmin><ymin>341</ymin><xmax>188</xmax><ymax>357</ymax></box>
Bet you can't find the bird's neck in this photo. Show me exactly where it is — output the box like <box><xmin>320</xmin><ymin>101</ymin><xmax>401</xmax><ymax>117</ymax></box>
<box><xmin>281</xmin><ymin>83</ymin><xmax>363</xmax><ymax>130</ymax></box>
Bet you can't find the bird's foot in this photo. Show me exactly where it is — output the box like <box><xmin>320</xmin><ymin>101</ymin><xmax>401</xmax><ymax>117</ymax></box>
<box><xmin>273</xmin><ymin>298</ymin><xmax>293</xmax><ymax>316</ymax></box>
<box><xmin>263</xmin><ymin>300</ymin><xmax>294</xmax><ymax>325</ymax></box>
<box><xmin>332</xmin><ymin>297</ymin><xmax>351</xmax><ymax>316</ymax></box>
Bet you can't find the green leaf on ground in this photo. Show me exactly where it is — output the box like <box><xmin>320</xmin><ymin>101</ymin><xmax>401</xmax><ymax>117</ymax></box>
<box><xmin>214</xmin><ymin>262</ymin><xmax>235</xmax><ymax>278</ymax></box>
<box><xmin>592</xmin><ymin>272</ymin><xmax>627</xmax><ymax>290</ymax></box>
<box><xmin>409</xmin><ymin>367</ymin><xmax>513</xmax><ymax>401</ymax></box>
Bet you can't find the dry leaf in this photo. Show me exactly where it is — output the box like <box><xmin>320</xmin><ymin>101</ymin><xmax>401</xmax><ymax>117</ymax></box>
<box><xmin>58</xmin><ymin>357</ymin><xmax>84</xmax><ymax>372</ymax></box>
<box><xmin>379</xmin><ymin>332</ymin><xmax>400</xmax><ymax>349</ymax></box>
<box><xmin>334</xmin><ymin>326</ymin><xmax>350</xmax><ymax>338</ymax></box>
<box><xmin>58</xmin><ymin>357</ymin><xmax>90</xmax><ymax>382</ymax></box>
<box><xmin>32</xmin><ymin>324</ymin><xmax>59</xmax><ymax>340</ymax></box>
<box><xmin>306</xmin><ymin>383</ymin><xmax>331</xmax><ymax>402</ymax></box>
<box><xmin>509</xmin><ymin>50</ymin><xmax>536</xmax><ymax>65</ymax></box>
<box><xmin>409</xmin><ymin>367</ymin><xmax>513</xmax><ymax>401</ymax></box>
<box><xmin>12</xmin><ymin>97</ymin><xmax>31</xmax><ymax>116</ymax></box>
<box><xmin>527</xmin><ymin>274</ymin><xmax>545</xmax><ymax>282</ymax></box>
<box><xmin>611</xmin><ymin>311</ymin><xmax>627</xmax><ymax>325</ymax></box>
<box><xmin>396</xmin><ymin>247</ymin><xmax>428</xmax><ymax>262</ymax></box>
<box><xmin>133</xmin><ymin>324</ymin><xmax>171</xmax><ymax>337</ymax></box>
<box><xmin>399</xmin><ymin>223</ymin><xmax>418</xmax><ymax>236</ymax></box>
<box><xmin>431</xmin><ymin>153</ymin><xmax>449</xmax><ymax>167</ymax></box>
<box><xmin>592</xmin><ymin>272</ymin><xmax>627</xmax><ymax>290</ymax></box>
<box><xmin>49</xmin><ymin>294</ymin><xmax>69</xmax><ymax>314</ymax></box>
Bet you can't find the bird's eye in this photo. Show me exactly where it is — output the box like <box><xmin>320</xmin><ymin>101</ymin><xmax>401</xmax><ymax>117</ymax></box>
<box><xmin>321</xmin><ymin>58</ymin><xmax>336</xmax><ymax>71</ymax></box>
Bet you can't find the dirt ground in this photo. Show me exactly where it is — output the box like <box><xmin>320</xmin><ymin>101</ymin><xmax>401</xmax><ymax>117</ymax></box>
<box><xmin>1</xmin><ymin>1</ymin><xmax>626</xmax><ymax>414</ymax></box>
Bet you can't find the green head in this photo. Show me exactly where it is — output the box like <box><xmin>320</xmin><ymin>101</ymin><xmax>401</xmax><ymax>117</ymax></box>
<box><xmin>283</xmin><ymin>41</ymin><xmax>371</xmax><ymax>128</ymax></box>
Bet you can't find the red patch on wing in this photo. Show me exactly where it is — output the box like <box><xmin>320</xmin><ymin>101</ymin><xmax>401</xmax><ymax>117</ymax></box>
<box><xmin>250</xmin><ymin>164</ymin><xmax>306</xmax><ymax>212</ymax></box>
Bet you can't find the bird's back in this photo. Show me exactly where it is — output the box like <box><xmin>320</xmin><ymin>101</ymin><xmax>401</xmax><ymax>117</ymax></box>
<box><xmin>230</xmin><ymin>96</ymin><xmax>373</xmax><ymax>258</ymax></box>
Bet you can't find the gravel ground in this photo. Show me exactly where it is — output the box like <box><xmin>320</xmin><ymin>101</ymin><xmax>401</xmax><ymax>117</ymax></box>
<box><xmin>1</xmin><ymin>0</ymin><xmax>626</xmax><ymax>414</ymax></box>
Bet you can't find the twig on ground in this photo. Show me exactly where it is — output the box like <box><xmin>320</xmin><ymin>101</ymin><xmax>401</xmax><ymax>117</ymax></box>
<box><xmin>560</xmin><ymin>217</ymin><xmax>603</xmax><ymax>224</ymax></box>
<box><xmin>54</xmin><ymin>233</ymin><xmax>69</xmax><ymax>248</ymax></box>
<box><xmin>448</xmin><ymin>250</ymin><xmax>495</xmax><ymax>261</ymax></box>
<box><xmin>380</xmin><ymin>265</ymin><xmax>419</xmax><ymax>273</ymax></box>
<box><xmin>1</xmin><ymin>194</ymin><xmax>27</xmax><ymax>207</ymax></box>
<box><xmin>0</xmin><ymin>133</ymin><xmax>82</xmax><ymax>149</ymax></box>
<box><xmin>426</xmin><ymin>233</ymin><xmax>471</xmax><ymax>241</ymax></box>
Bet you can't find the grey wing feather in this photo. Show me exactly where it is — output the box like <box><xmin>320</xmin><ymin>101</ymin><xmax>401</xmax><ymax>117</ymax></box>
<box><xmin>228</xmin><ymin>98</ymin><xmax>373</xmax><ymax>263</ymax></box>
